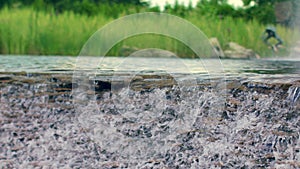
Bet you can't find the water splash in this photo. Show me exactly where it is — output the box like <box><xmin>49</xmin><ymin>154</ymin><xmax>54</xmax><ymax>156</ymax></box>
<box><xmin>287</xmin><ymin>86</ymin><xmax>300</xmax><ymax>104</ymax></box>
<box><xmin>0</xmin><ymin>76</ymin><xmax>300</xmax><ymax>168</ymax></box>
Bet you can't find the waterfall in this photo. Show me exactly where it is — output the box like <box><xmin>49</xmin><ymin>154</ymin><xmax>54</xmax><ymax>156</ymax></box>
<box><xmin>287</xmin><ymin>86</ymin><xmax>300</xmax><ymax>104</ymax></box>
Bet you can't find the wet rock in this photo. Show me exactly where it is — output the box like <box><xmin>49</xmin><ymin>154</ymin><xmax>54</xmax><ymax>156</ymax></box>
<box><xmin>242</xmin><ymin>81</ymin><xmax>276</xmax><ymax>94</ymax></box>
<box><xmin>130</xmin><ymin>75</ymin><xmax>177</xmax><ymax>91</ymax></box>
<box><xmin>50</xmin><ymin>77</ymin><xmax>58</xmax><ymax>83</ymax></box>
<box><xmin>210</xmin><ymin>37</ymin><xmax>225</xmax><ymax>58</ymax></box>
<box><xmin>94</xmin><ymin>80</ymin><xmax>111</xmax><ymax>92</ymax></box>
<box><xmin>130</xmin><ymin>48</ymin><xmax>177</xmax><ymax>58</ymax></box>
<box><xmin>119</xmin><ymin>45</ymin><xmax>139</xmax><ymax>56</ymax></box>
<box><xmin>0</xmin><ymin>75</ymin><xmax>12</xmax><ymax>81</ymax></box>
<box><xmin>223</xmin><ymin>42</ymin><xmax>260</xmax><ymax>59</ymax></box>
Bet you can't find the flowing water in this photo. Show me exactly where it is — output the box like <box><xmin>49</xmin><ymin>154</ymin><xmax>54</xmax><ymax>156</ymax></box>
<box><xmin>0</xmin><ymin>55</ymin><xmax>299</xmax><ymax>168</ymax></box>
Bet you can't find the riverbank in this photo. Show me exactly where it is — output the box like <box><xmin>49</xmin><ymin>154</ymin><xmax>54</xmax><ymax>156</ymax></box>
<box><xmin>0</xmin><ymin>8</ymin><xmax>298</xmax><ymax>57</ymax></box>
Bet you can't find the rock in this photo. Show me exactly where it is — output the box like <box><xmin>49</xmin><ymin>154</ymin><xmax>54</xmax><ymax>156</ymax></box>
<box><xmin>129</xmin><ymin>48</ymin><xmax>177</xmax><ymax>58</ymax></box>
<box><xmin>94</xmin><ymin>80</ymin><xmax>111</xmax><ymax>92</ymax></box>
<box><xmin>119</xmin><ymin>45</ymin><xmax>139</xmax><ymax>56</ymax></box>
<box><xmin>223</xmin><ymin>42</ymin><xmax>259</xmax><ymax>59</ymax></box>
<box><xmin>119</xmin><ymin>47</ymin><xmax>178</xmax><ymax>58</ymax></box>
<box><xmin>0</xmin><ymin>75</ymin><xmax>12</xmax><ymax>81</ymax></box>
<box><xmin>209</xmin><ymin>37</ymin><xmax>225</xmax><ymax>58</ymax></box>
<box><xmin>0</xmin><ymin>76</ymin><xmax>13</xmax><ymax>86</ymax></box>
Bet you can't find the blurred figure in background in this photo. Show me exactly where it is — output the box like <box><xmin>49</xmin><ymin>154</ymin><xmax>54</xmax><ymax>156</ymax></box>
<box><xmin>263</xmin><ymin>26</ymin><xmax>283</xmax><ymax>52</ymax></box>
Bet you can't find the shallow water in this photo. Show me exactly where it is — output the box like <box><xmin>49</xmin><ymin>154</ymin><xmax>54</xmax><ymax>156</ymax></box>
<box><xmin>0</xmin><ymin>55</ymin><xmax>299</xmax><ymax>168</ymax></box>
<box><xmin>0</xmin><ymin>55</ymin><xmax>299</xmax><ymax>72</ymax></box>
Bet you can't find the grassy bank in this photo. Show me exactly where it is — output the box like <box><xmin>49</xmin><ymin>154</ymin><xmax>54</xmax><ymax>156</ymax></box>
<box><xmin>0</xmin><ymin>7</ymin><xmax>112</xmax><ymax>56</ymax></box>
<box><xmin>0</xmin><ymin>8</ymin><xmax>298</xmax><ymax>57</ymax></box>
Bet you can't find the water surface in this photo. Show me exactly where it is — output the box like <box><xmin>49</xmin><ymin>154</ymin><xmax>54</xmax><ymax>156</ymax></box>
<box><xmin>0</xmin><ymin>55</ymin><xmax>299</xmax><ymax>80</ymax></box>
<box><xmin>0</xmin><ymin>55</ymin><xmax>299</xmax><ymax>168</ymax></box>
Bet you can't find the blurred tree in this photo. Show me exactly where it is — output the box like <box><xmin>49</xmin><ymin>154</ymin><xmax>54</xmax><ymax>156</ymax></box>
<box><xmin>196</xmin><ymin>0</ymin><xmax>238</xmax><ymax>18</ymax></box>
<box><xmin>0</xmin><ymin>0</ymin><xmax>149</xmax><ymax>12</ymax></box>
<box><xmin>242</xmin><ymin>0</ymin><xmax>298</xmax><ymax>25</ymax></box>
<box><xmin>1</xmin><ymin>0</ymin><xmax>297</xmax><ymax>26</ymax></box>
<box><xmin>0</xmin><ymin>0</ymin><xmax>18</xmax><ymax>8</ymax></box>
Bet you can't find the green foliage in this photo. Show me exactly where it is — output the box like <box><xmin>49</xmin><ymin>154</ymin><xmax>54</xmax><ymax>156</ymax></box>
<box><xmin>244</xmin><ymin>5</ymin><xmax>275</xmax><ymax>24</ymax></box>
<box><xmin>242</xmin><ymin>0</ymin><xmax>288</xmax><ymax>6</ymax></box>
<box><xmin>0</xmin><ymin>0</ymin><xmax>298</xmax><ymax>57</ymax></box>
<box><xmin>195</xmin><ymin>0</ymin><xmax>240</xmax><ymax>20</ymax></box>
<box><xmin>0</xmin><ymin>0</ymin><xmax>149</xmax><ymax>16</ymax></box>
<box><xmin>2</xmin><ymin>0</ymin><xmax>296</xmax><ymax>26</ymax></box>
<box><xmin>163</xmin><ymin>1</ymin><xmax>191</xmax><ymax>17</ymax></box>
<box><xmin>0</xmin><ymin>7</ymin><xmax>297</xmax><ymax>57</ymax></box>
<box><xmin>241</xmin><ymin>0</ymin><xmax>300</xmax><ymax>24</ymax></box>
<box><xmin>241</xmin><ymin>0</ymin><xmax>276</xmax><ymax>24</ymax></box>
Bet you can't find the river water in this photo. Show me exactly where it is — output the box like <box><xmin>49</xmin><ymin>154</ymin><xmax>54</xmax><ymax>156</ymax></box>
<box><xmin>1</xmin><ymin>55</ymin><xmax>299</xmax><ymax>75</ymax></box>
<box><xmin>0</xmin><ymin>55</ymin><xmax>299</xmax><ymax>168</ymax></box>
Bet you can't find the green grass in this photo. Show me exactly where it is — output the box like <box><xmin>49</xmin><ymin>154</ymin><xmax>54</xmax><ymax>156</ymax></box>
<box><xmin>0</xmin><ymin>7</ymin><xmax>298</xmax><ymax>57</ymax></box>
<box><xmin>0</xmin><ymin>7</ymin><xmax>113</xmax><ymax>55</ymax></box>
